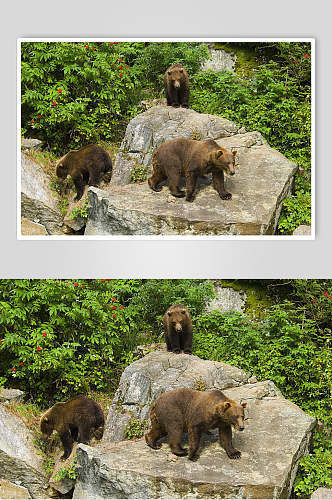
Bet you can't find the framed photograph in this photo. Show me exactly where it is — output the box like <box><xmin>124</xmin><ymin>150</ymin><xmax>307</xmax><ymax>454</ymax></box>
<box><xmin>18</xmin><ymin>39</ymin><xmax>314</xmax><ymax>239</ymax></box>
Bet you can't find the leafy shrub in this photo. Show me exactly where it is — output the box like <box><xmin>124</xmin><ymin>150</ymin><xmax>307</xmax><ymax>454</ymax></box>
<box><xmin>21</xmin><ymin>42</ymin><xmax>143</xmax><ymax>153</ymax></box>
<box><xmin>130</xmin><ymin>163</ymin><xmax>149</xmax><ymax>183</ymax></box>
<box><xmin>125</xmin><ymin>418</ymin><xmax>148</xmax><ymax>439</ymax></box>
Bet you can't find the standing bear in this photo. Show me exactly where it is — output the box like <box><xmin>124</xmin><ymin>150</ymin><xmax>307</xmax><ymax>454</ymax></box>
<box><xmin>164</xmin><ymin>64</ymin><xmax>189</xmax><ymax>108</ymax></box>
<box><xmin>163</xmin><ymin>304</ymin><xmax>193</xmax><ymax>354</ymax></box>
<box><xmin>148</xmin><ymin>138</ymin><xmax>237</xmax><ymax>202</ymax></box>
<box><xmin>40</xmin><ymin>395</ymin><xmax>105</xmax><ymax>459</ymax></box>
<box><xmin>145</xmin><ymin>388</ymin><xmax>247</xmax><ymax>461</ymax></box>
<box><xmin>56</xmin><ymin>144</ymin><xmax>112</xmax><ymax>201</ymax></box>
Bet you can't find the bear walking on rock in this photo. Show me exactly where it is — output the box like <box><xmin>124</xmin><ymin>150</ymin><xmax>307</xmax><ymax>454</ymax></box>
<box><xmin>164</xmin><ymin>64</ymin><xmax>189</xmax><ymax>108</ymax></box>
<box><xmin>56</xmin><ymin>144</ymin><xmax>112</xmax><ymax>201</ymax></box>
<box><xmin>148</xmin><ymin>138</ymin><xmax>237</xmax><ymax>202</ymax></box>
<box><xmin>145</xmin><ymin>388</ymin><xmax>246</xmax><ymax>461</ymax></box>
<box><xmin>163</xmin><ymin>304</ymin><xmax>193</xmax><ymax>354</ymax></box>
<box><xmin>40</xmin><ymin>395</ymin><xmax>104</xmax><ymax>459</ymax></box>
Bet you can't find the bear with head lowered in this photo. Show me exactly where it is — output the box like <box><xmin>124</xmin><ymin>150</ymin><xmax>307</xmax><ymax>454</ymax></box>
<box><xmin>148</xmin><ymin>138</ymin><xmax>237</xmax><ymax>202</ymax></box>
<box><xmin>56</xmin><ymin>144</ymin><xmax>112</xmax><ymax>201</ymax></box>
<box><xmin>145</xmin><ymin>388</ymin><xmax>246</xmax><ymax>461</ymax></box>
<box><xmin>40</xmin><ymin>395</ymin><xmax>104</xmax><ymax>459</ymax></box>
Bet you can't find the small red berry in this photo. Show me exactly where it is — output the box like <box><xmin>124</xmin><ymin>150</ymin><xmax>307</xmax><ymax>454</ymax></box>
<box><xmin>85</xmin><ymin>45</ymin><xmax>89</xmax><ymax>49</ymax></box>
<box><xmin>112</xmin><ymin>314</ymin><xmax>117</xmax><ymax>318</ymax></box>
<box><xmin>30</xmin><ymin>119</ymin><xmax>35</xmax><ymax>123</ymax></box>
<box><xmin>113</xmin><ymin>42</ymin><xmax>118</xmax><ymax>45</ymax></box>
<box><xmin>74</xmin><ymin>283</ymin><xmax>78</xmax><ymax>287</ymax></box>
<box><xmin>82</xmin><ymin>285</ymin><xmax>85</xmax><ymax>289</ymax></box>
<box><xmin>38</xmin><ymin>114</ymin><xmax>42</xmax><ymax>119</ymax></box>
<box><xmin>304</xmin><ymin>52</ymin><xmax>310</xmax><ymax>59</ymax></box>
<box><xmin>119</xmin><ymin>65</ymin><xmax>123</xmax><ymax>69</ymax></box>
<box><xmin>119</xmin><ymin>73</ymin><xmax>123</xmax><ymax>77</ymax></box>
<box><xmin>109</xmin><ymin>42</ymin><xmax>113</xmax><ymax>46</ymax></box>
<box><xmin>112</xmin><ymin>298</ymin><xmax>117</xmax><ymax>302</ymax></box>
<box><xmin>120</xmin><ymin>306</ymin><xmax>124</xmax><ymax>310</ymax></box>
<box><xmin>37</xmin><ymin>346</ymin><xmax>42</xmax><ymax>351</ymax></box>
<box><xmin>112</xmin><ymin>306</ymin><xmax>116</xmax><ymax>310</ymax></box>
<box><xmin>53</xmin><ymin>101</ymin><xmax>57</xmax><ymax>106</ymax></box>
<box><xmin>42</xmin><ymin>332</ymin><xmax>47</xmax><ymax>337</ymax></box>
<box><xmin>11</xmin><ymin>367</ymin><xmax>15</xmax><ymax>372</ymax></box>
<box><xmin>20</xmin><ymin>362</ymin><xmax>23</xmax><ymax>367</ymax></box>
<box><xmin>119</xmin><ymin>58</ymin><xmax>123</xmax><ymax>62</ymax></box>
<box><xmin>107</xmin><ymin>279</ymin><xmax>111</xmax><ymax>282</ymax></box>
<box><xmin>58</xmin><ymin>88</ymin><xmax>62</xmax><ymax>93</ymax></box>
<box><xmin>324</xmin><ymin>291</ymin><xmax>329</xmax><ymax>297</ymax></box>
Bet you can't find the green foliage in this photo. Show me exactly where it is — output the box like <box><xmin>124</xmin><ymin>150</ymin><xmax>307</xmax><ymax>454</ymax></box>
<box><xmin>43</xmin><ymin>457</ymin><xmax>55</xmax><ymax>477</ymax></box>
<box><xmin>278</xmin><ymin>191</ymin><xmax>311</xmax><ymax>234</ymax></box>
<box><xmin>194</xmin><ymin>379</ymin><xmax>206</xmax><ymax>391</ymax></box>
<box><xmin>67</xmin><ymin>198</ymin><xmax>89</xmax><ymax>220</ymax></box>
<box><xmin>130</xmin><ymin>163</ymin><xmax>149</xmax><ymax>183</ymax></box>
<box><xmin>125</xmin><ymin>418</ymin><xmax>148</xmax><ymax>439</ymax></box>
<box><xmin>294</xmin><ymin>430</ymin><xmax>332</xmax><ymax>498</ymax></box>
<box><xmin>53</xmin><ymin>458</ymin><xmax>77</xmax><ymax>481</ymax></box>
<box><xmin>21</xmin><ymin>42</ymin><xmax>142</xmax><ymax>153</ymax></box>
<box><xmin>133</xmin><ymin>42</ymin><xmax>209</xmax><ymax>91</ymax></box>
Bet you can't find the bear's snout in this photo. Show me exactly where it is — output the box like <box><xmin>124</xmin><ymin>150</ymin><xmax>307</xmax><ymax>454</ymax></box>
<box><xmin>239</xmin><ymin>426</ymin><xmax>244</xmax><ymax>431</ymax></box>
<box><xmin>230</xmin><ymin>171</ymin><xmax>235</xmax><ymax>176</ymax></box>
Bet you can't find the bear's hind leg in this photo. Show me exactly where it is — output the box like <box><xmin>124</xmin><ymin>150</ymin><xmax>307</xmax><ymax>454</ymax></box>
<box><xmin>188</xmin><ymin>425</ymin><xmax>202</xmax><ymax>461</ymax></box>
<box><xmin>185</xmin><ymin>171</ymin><xmax>198</xmax><ymax>202</ymax></box>
<box><xmin>168</xmin><ymin>427</ymin><xmax>188</xmax><ymax>456</ymax></box>
<box><xmin>168</xmin><ymin>172</ymin><xmax>185</xmax><ymax>198</ymax></box>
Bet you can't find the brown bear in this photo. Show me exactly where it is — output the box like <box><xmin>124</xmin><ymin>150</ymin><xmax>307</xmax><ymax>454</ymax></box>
<box><xmin>164</xmin><ymin>64</ymin><xmax>189</xmax><ymax>108</ymax></box>
<box><xmin>148</xmin><ymin>138</ymin><xmax>237</xmax><ymax>202</ymax></box>
<box><xmin>40</xmin><ymin>395</ymin><xmax>104</xmax><ymax>459</ymax></box>
<box><xmin>163</xmin><ymin>304</ymin><xmax>193</xmax><ymax>354</ymax></box>
<box><xmin>145</xmin><ymin>388</ymin><xmax>246</xmax><ymax>461</ymax></box>
<box><xmin>56</xmin><ymin>144</ymin><xmax>112</xmax><ymax>201</ymax></box>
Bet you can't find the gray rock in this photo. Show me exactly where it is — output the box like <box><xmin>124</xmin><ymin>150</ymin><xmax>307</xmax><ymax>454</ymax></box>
<box><xmin>21</xmin><ymin>153</ymin><xmax>63</xmax><ymax>235</ymax></box>
<box><xmin>201</xmin><ymin>48</ymin><xmax>236</xmax><ymax>73</ymax></box>
<box><xmin>49</xmin><ymin>444</ymin><xmax>77</xmax><ymax>494</ymax></box>
<box><xmin>21</xmin><ymin>217</ymin><xmax>48</xmax><ymax>236</ymax></box>
<box><xmin>206</xmin><ymin>285</ymin><xmax>246</xmax><ymax>313</ymax></box>
<box><xmin>0</xmin><ymin>478</ymin><xmax>31</xmax><ymax>499</ymax></box>
<box><xmin>311</xmin><ymin>488</ymin><xmax>332</xmax><ymax>499</ymax></box>
<box><xmin>85</xmin><ymin>131</ymin><xmax>297</xmax><ymax>236</ymax></box>
<box><xmin>74</xmin><ymin>381</ymin><xmax>316</xmax><ymax>499</ymax></box>
<box><xmin>0</xmin><ymin>388</ymin><xmax>24</xmax><ymax>403</ymax></box>
<box><xmin>111</xmin><ymin>106</ymin><xmax>242</xmax><ymax>185</ymax></box>
<box><xmin>103</xmin><ymin>351</ymin><xmax>248</xmax><ymax>443</ymax></box>
<box><xmin>0</xmin><ymin>404</ymin><xmax>49</xmax><ymax>498</ymax></box>
<box><xmin>293</xmin><ymin>224</ymin><xmax>312</xmax><ymax>236</ymax></box>
<box><xmin>21</xmin><ymin>138</ymin><xmax>42</xmax><ymax>152</ymax></box>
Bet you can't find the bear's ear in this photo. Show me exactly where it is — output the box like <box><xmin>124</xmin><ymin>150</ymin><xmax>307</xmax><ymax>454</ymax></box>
<box><xmin>43</xmin><ymin>417</ymin><xmax>48</xmax><ymax>422</ymax></box>
<box><xmin>181</xmin><ymin>310</ymin><xmax>186</xmax><ymax>315</ymax></box>
<box><xmin>56</xmin><ymin>164</ymin><xmax>67</xmax><ymax>178</ymax></box>
<box><xmin>180</xmin><ymin>69</ymin><xmax>183</xmax><ymax>73</ymax></box>
<box><xmin>217</xmin><ymin>150</ymin><xmax>224</xmax><ymax>158</ymax></box>
<box><xmin>241</xmin><ymin>401</ymin><xmax>247</xmax><ymax>408</ymax></box>
<box><xmin>168</xmin><ymin>71</ymin><xmax>171</xmax><ymax>75</ymax></box>
<box><xmin>223</xmin><ymin>401</ymin><xmax>231</xmax><ymax>411</ymax></box>
<box><xmin>167</xmin><ymin>311</ymin><xmax>172</xmax><ymax>316</ymax></box>
<box><xmin>232</xmin><ymin>150</ymin><xmax>237</xmax><ymax>157</ymax></box>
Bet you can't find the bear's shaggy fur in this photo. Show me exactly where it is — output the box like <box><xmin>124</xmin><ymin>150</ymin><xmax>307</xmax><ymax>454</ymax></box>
<box><xmin>148</xmin><ymin>138</ymin><xmax>237</xmax><ymax>202</ymax></box>
<box><xmin>163</xmin><ymin>304</ymin><xmax>193</xmax><ymax>354</ymax></box>
<box><xmin>40</xmin><ymin>395</ymin><xmax>104</xmax><ymax>459</ymax></box>
<box><xmin>145</xmin><ymin>388</ymin><xmax>246</xmax><ymax>461</ymax></box>
<box><xmin>56</xmin><ymin>144</ymin><xmax>112</xmax><ymax>201</ymax></box>
<box><xmin>164</xmin><ymin>64</ymin><xmax>189</xmax><ymax>108</ymax></box>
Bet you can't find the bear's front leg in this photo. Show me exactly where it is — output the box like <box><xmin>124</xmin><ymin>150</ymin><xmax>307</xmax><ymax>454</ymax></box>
<box><xmin>212</xmin><ymin>170</ymin><xmax>232</xmax><ymax>200</ymax></box>
<box><xmin>185</xmin><ymin>171</ymin><xmax>198</xmax><ymax>202</ymax></box>
<box><xmin>188</xmin><ymin>425</ymin><xmax>202</xmax><ymax>461</ymax></box>
<box><xmin>218</xmin><ymin>422</ymin><xmax>241</xmax><ymax>459</ymax></box>
<box><xmin>59</xmin><ymin>428</ymin><xmax>74</xmax><ymax>459</ymax></box>
<box><xmin>72</xmin><ymin>173</ymin><xmax>85</xmax><ymax>201</ymax></box>
<box><xmin>181</xmin><ymin>327</ymin><xmax>193</xmax><ymax>354</ymax></box>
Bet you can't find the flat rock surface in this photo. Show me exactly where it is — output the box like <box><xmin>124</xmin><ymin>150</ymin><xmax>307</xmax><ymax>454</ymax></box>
<box><xmin>74</xmin><ymin>383</ymin><xmax>316</xmax><ymax>499</ymax></box>
<box><xmin>311</xmin><ymin>488</ymin><xmax>332</xmax><ymax>499</ymax></box>
<box><xmin>21</xmin><ymin>153</ymin><xmax>63</xmax><ymax>235</ymax></box>
<box><xmin>85</xmin><ymin>131</ymin><xmax>297</xmax><ymax>236</ymax></box>
<box><xmin>21</xmin><ymin>217</ymin><xmax>48</xmax><ymax>236</ymax></box>
<box><xmin>0</xmin><ymin>403</ymin><xmax>48</xmax><ymax>498</ymax></box>
<box><xmin>103</xmin><ymin>351</ymin><xmax>249</xmax><ymax>443</ymax></box>
<box><xmin>0</xmin><ymin>478</ymin><xmax>31</xmax><ymax>499</ymax></box>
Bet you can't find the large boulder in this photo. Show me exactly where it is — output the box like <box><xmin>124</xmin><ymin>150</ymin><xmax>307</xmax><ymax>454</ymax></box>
<box><xmin>85</xmin><ymin>109</ymin><xmax>297</xmax><ymax>235</ymax></box>
<box><xmin>0</xmin><ymin>404</ymin><xmax>49</xmax><ymax>498</ymax></box>
<box><xmin>21</xmin><ymin>153</ymin><xmax>63</xmax><ymax>235</ymax></box>
<box><xmin>311</xmin><ymin>488</ymin><xmax>332</xmax><ymax>499</ymax></box>
<box><xmin>103</xmin><ymin>352</ymin><xmax>249</xmax><ymax>443</ymax></box>
<box><xmin>111</xmin><ymin>106</ymin><xmax>243</xmax><ymax>186</ymax></box>
<box><xmin>73</xmin><ymin>351</ymin><xmax>316</xmax><ymax>499</ymax></box>
<box><xmin>0</xmin><ymin>478</ymin><xmax>31</xmax><ymax>499</ymax></box>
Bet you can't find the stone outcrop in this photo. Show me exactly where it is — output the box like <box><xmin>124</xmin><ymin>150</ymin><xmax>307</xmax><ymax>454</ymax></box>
<box><xmin>0</xmin><ymin>478</ymin><xmax>31</xmax><ymax>499</ymax></box>
<box><xmin>85</xmin><ymin>107</ymin><xmax>297</xmax><ymax>235</ymax></box>
<box><xmin>21</xmin><ymin>217</ymin><xmax>48</xmax><ymax>236</ymax></box>
<box><xmin>293</xmin><ymin>224</ymin><xmax>312</xmax><ymax>236</ymax></box>
<box><xmin>311</xmin><ymin>488</ymin><xmax>332</xmax><ymax>499</ymax></box>
<box><xmin>49</xmin><ymin>444</ymin><xmax>78</xmax><ymax>495</ymax></box>
<box><xmin>201</xmin><ymin>46</ymin><xmax>236</xmax><ymax>73</ymax></box>
<box><xmin>103</xmin><ymin>352</ymin><xmax>248</xmax><ymax>443</ymax></box>
<box><xmin>0</xmin><ymin>404</ymin><xmax>49</xmax><ymax>498</ymax></box>
<box><xmin>206</xmin><ymin>284</ymin><xmax>246</xmax><ymax>313</ymax></box>
<box><xmin>0</xmin><ymin>388</ymin><xmax>24</xmax><ymax>404</ymax></box>
<box><xmin>21</xmin><ymin>139</ymin><xmax>42</xmax><ymax>152</ymax></box>
<box><xmin>21</xmin><ymin>153</ymin><xmax>63</xmax><ymax>235</ymax></box>
<box><xmin>73</xmin><ymin>350</ymin><xmax>316</xmax><ymax>499</ymax></box>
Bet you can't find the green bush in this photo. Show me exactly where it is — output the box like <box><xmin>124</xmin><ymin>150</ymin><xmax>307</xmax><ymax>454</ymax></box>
<box><xmin>21</xmin><ymin>42</ymin><xmax>143</xmax><ymax>152</ymax></box>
